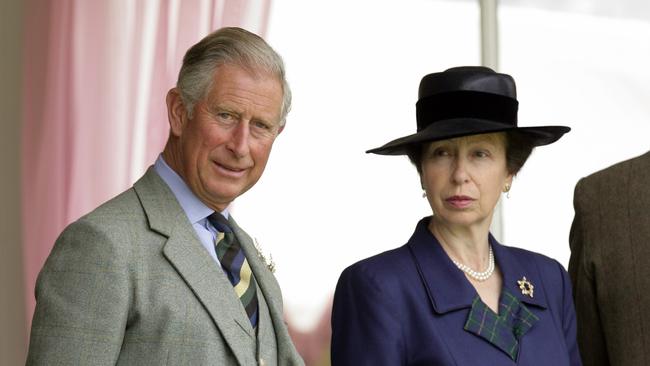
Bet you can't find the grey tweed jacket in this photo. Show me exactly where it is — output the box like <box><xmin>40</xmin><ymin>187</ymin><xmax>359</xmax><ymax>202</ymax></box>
<box><xmin>569</xmin><ymin>151</ymin><xmax>650</xmax><ymax>366</ymax></box>
<box><xmin>27</xmin><ymin>167</ymin><xmax>304</xmax><ymax>366</ymax></box>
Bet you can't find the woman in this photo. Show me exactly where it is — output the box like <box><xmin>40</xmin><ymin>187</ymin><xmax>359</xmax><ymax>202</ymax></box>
<box><xmin>331</xmin><ymin>66</ymin><xmax>581</xmax><ymax>365</ymax></box>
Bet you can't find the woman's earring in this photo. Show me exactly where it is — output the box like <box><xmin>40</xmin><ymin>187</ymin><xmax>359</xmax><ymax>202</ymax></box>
<box><xmin>503</xmin><ymin>184</ymin><xmax>511</xmax><ymax>199</ymax></box>
<box><xmin>422</xmin><ymin>191</ymin><xmax>427</xmax><ymax>198</ymax></box>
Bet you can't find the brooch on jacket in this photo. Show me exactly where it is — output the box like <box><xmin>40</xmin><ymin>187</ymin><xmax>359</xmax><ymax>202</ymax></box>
<box><xmin>517</xmin><ymin>276</ymin><xmax>534</xmax><ymax>298</ymax></box>
<box><xmin>254</xmin><ymin>238</ymin><xmax>275</xmax><ymax>273</ymax></box>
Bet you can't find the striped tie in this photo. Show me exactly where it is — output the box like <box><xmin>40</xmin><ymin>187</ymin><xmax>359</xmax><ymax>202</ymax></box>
<box><xmin>208</xmin><ymin>212</ymin><xmax>259</xmax><ymax>328</ymax></box>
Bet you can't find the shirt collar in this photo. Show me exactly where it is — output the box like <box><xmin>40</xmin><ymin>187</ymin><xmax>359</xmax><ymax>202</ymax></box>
<box><xmin>406</xmin><ymin>217</ymin><xmax>547</xmax><ymax>314</ymax></box>
<box><xmin>153</xmin><ymin>155</ymin><xmax>229</xmax><ymax>223</ymax></box>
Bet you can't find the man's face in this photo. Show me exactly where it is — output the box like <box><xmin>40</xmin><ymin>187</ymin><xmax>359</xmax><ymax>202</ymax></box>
<box><xmin>169</xmin><ymin>64</ymin><xmax>284</xmax><ymax>211</ymax></box>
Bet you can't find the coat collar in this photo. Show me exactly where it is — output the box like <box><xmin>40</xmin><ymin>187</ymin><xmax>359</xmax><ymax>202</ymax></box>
<box><xmin>407</xmin><ymin>217</ymin><xmax>548</xmax><ymax>315</ymax></box>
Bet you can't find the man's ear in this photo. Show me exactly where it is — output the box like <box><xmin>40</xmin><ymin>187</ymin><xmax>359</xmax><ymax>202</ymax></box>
<box><xmin>166</xmin><ymin>88</ymin><xmax>188</xmax><ymax>137</ymax></box>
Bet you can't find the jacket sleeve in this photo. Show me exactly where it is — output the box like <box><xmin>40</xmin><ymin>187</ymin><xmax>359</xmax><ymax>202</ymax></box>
<box><xmin>26</xmin><ymin>219</ymin><xmax>131</xmax><ymax>365</ymax></box>
<box><xmin>331</xmin><ymin>264</ymin><xmax>404</xmax><ymax>366</ymax></box>
<box><xmin>568</xmin><ymin>178</ymin><xmax>609</xmax><ymax>366</ymax></box>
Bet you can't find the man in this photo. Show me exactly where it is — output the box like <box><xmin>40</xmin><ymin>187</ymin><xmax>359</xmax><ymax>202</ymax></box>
<box><xmin>569</xmin><ymin>150</ymin><xmax>650</xmax><ymax>366</ymax></box>
<box><xmin>27</xmin><ymin>27</ymin><xmax>304</xmax><ymax>366</ymax></box>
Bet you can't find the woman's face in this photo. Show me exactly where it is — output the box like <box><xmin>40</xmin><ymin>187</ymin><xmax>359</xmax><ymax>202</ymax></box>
<box><xmin>421</xmin><ymin>132</ymin><xmax>513</xmax><ymax>231</ymax></box>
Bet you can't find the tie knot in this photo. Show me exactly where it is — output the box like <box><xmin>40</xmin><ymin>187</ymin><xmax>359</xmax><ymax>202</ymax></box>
<box><xmin>208</xmin><ymin>212</ymin><xmax>232</xmax><ymax>233</ymax></box>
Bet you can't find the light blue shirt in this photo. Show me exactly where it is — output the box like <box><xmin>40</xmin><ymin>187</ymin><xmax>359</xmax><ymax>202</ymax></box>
<box><xmin>154</xmin><ymin>155</ymin><xmax>227</xmax><ymax>265</ymax></box>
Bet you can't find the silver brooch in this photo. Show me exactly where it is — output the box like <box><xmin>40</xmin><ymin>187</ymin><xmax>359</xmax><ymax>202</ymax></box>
<box><xmin>254</xmin><ymin>238</ymin><xmax>275</xmax><ymax>273</ymax></box>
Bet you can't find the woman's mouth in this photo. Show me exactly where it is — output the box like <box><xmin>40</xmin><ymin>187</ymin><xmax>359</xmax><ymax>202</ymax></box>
<box><xmin>445</xmin><ymin>195</ymin><xmax>475</xmax><ymax>209</ymax></box>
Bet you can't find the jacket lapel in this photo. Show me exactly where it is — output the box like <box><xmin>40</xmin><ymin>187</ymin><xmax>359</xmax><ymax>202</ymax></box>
<box><xmin>133</xmin><ymin>168</ymin><xmax>254</xmax><ymax>365</ymax></box>
<box><xmin>228</xmin><ymin>216</ymin><xmax>303</xmax><ymax>365</ymax></box>
<box><xmin>407</xmin><ymin>217</ymin><xmax>478</xmax><ymax>314</ymax></box>
<box><xmin>491</xmin><ymin>236</ymin><xmax>548</xmax><ymax>311</ymax></box>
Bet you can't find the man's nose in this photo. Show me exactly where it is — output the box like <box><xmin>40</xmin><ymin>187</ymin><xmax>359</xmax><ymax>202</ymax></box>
<box><xmin>226</xmin><ymin>121</ymin><xmax>251</xmax><ymax>157</ymax></box>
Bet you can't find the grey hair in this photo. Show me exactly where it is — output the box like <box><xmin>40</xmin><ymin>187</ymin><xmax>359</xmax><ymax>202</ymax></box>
<box><xmin>176</xmin><ymin>27</ymin><xmax>291</xmax><ymax>126</ymax></box>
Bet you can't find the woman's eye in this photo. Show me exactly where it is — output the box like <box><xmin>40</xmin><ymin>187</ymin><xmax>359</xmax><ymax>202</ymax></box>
<box><xmin>474</xmin><ymin>150</ymin><xmax>489</xmax><ymax>158</ymax></box>
<box><xmin>434</xmin><ymin>149</ymin><xmax>449</xmax><ymax>157</ymax></box>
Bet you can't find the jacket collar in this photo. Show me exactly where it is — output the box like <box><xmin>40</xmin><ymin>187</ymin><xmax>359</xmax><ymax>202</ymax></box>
<box><xmin>407</xmin><ymin>217</ymin><xmax>547</xmax><ymax>315</ymax></box>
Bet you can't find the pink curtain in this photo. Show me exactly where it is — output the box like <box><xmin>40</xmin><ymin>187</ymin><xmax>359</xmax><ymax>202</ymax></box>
<box><xmin>21</xmin><ymin>0</ymin><xmax>272</xmax><ymax>331</ymax></box>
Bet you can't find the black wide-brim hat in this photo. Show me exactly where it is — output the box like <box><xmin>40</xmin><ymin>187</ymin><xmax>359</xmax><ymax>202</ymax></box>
<box><xmin>367</xmin><ymin>66</ymin><xmax>570</xmax><ymax>155</ymax></box>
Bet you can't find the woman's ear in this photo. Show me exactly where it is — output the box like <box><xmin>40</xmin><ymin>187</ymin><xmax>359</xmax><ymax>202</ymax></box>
<box><xmin>166</xmin><ymin>88</ymin><xmax>188</xmax><ymax>137</ymax></box>
<box><xmin>506</xmin><ymin>172</ymin><xmax>514</xmax><ymax>187</ymax></box>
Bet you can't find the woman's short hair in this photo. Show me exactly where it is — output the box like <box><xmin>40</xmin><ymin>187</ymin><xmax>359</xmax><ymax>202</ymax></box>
<box><xmin>177</xmin><ymin>27</ymin><xmax>291</xmax><ymax>125</ymax></box>
<box><xmin>406</xmin><ymin>131</ymin><xmax>535</xmax><ymax>176</ymax></box>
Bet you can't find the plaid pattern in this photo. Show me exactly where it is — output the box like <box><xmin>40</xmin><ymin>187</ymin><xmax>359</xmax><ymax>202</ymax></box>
<box><xmin>464</xmin><ymin>290</ymin><xmax>539</xmax><ymax>360</ymax></box>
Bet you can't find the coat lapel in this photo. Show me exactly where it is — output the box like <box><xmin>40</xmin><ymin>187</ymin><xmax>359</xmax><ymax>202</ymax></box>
<box><xmin>133</xmin><ymin>168</ymin><xmax>254</xmax><ymax>365</ymax></box>
<box><xmin>407</xmin><ymin>217</ymin><xmax>479</xmax><ymax>314</ymax></box>
<box><xmin>228</xmin><ymin>216</ymin><xmax>303</xmax><ymax>365</ymax></box>
<box><xmin>491</xmin><ymin>236</ymin><xmax>548</xmax><ymax>311</ymax></box>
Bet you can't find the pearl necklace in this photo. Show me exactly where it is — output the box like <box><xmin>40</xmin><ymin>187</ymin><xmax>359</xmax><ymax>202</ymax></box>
<box><xmin>451</xmin><ymin>245</ymin><xmax>495</xmax><ymax>282</ymax></box>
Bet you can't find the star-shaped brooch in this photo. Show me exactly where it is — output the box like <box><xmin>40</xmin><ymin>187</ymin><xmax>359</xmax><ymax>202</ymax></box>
<box><xmin>517</xmin><ymin>276</ymin><xmax>534</xmax><ymax>298</ymax></box>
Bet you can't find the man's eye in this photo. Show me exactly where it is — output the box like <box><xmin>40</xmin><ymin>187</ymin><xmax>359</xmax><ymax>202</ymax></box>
<box><xmin>253</xmin><ymin>121</ymin><xmax>271</xmax><ymax>130</ymax></box>
<box><xmin>217</xmin><ymin>112</ymin><xmax>234</xmax><ymax>120</ymax></box>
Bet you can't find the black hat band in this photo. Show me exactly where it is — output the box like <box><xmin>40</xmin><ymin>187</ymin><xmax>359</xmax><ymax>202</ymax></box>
<box><xmin>416</xmin><ymin>91</ymin><xmax>519</xmax><ymax>131</ymax></box>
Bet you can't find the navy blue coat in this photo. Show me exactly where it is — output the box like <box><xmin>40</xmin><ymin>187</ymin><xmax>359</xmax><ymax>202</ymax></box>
<box><xmin>331</xmin><ymin>217</ymin><xmax>582</xmax><ymax>365</ymax></box>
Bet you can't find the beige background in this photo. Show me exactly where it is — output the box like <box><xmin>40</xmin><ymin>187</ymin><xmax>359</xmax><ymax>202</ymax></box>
<box><xmin>0</xmin><ymin>0</ymin><xmax>27</xmax><ymax>364</ymax></box>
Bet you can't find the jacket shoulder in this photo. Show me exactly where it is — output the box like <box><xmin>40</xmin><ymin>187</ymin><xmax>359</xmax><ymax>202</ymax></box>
<box><xmin>580</xmin><ymin>151</ymin><xmax>649</xmax><ymax>187</ymax></box>
<box><xmin>81</xmin><ymin>187</ymin><xmax>142</xmax><ymax>222</ymax></box>
<box><xmin>46</xmin><ymin>188</ymin><xmax>145</xmax><ymax>268</ymax></box>
<box><xmin>337</xmin><ymin>245</ymin><xmax>416</xmax><ymax>296</ymax></box>
<box><xmin>505</xmin><ymin>245</ymin><xmax>566</xmax><ymax>274</ymax></box>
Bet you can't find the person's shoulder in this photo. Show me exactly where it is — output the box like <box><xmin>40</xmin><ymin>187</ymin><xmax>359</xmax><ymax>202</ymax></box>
<box><xmin>582</xmin><ymin>150</ymin><xmax>649</xmax><ymax>186</ymax></box>
<box><xmin>57</xmin><ymin>186</ymin><xmax>146</xmax><ymax>251</ymax></box>
<box><xmin>79</xmin><ymin>187</ymin><xmax>142</xmax><ymax>226</ymax></box>
<box><xmin>347</xmin><ymin>245</ymin><xmax>412</xmax><ymax>272</ymax></box>
<box><xmin>502</xmin><ymin>244</ymin><xmax>566</xmax><ymax>278</ymax></box>
<box><xmin>338</xmin><ymin>245</ymin><xmax>414</xmax><ymax>289</ymax></box>
<box><xmin>45</xmin><ymin>188</ymin><xmax>147</xmax><ymax>271</ymax></box>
